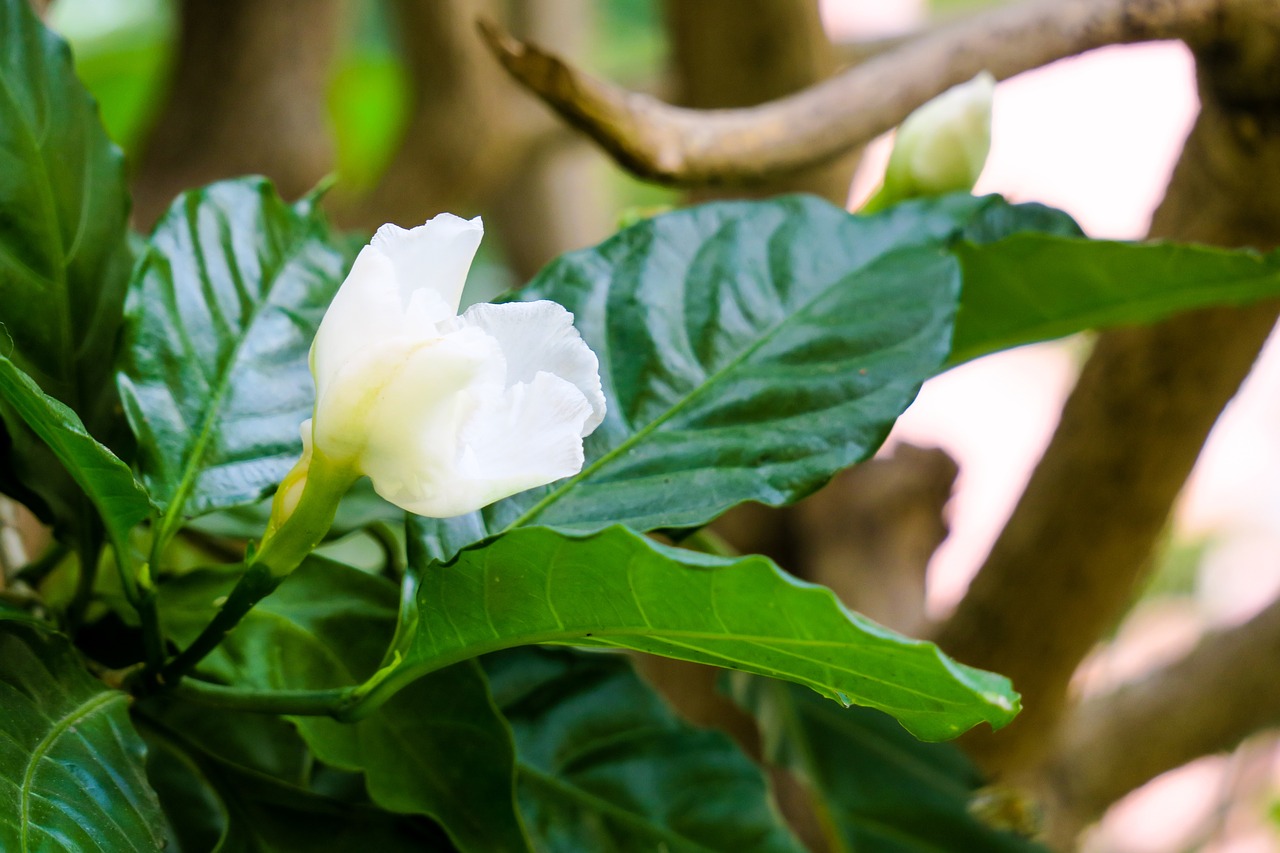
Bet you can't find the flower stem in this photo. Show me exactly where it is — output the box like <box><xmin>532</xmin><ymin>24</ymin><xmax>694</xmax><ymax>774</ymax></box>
<box><xmin>155</xmin><ymin>562</ymin><xmax>281</xmax><ymax>687</ymax></box>
<box><xmin>152</xmin><ymin>451</ymin><xmax>355</xmax><ymax>690</ymax></box>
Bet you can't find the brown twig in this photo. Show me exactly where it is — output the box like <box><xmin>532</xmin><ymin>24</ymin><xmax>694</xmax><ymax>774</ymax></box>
<box><xmin>477</xmin><ymin>0</ymin><xmax>1274</xmax><ymax>187</ymax></box>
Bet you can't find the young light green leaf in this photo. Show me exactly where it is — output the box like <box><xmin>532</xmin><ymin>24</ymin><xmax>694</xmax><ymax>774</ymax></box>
<box><xmin>399</xmin><ymin>524</ymin><xmax>1019</xmax><ymax>742</ymax></box>
<box><xmin>951</xmin><ymin>236</ymin><xmax>1280</xmax><ymax>365</ymax></box>
<box><xmin>731</xmin><ymin>676</ymin><xmax>1047</xmax><ymax>853</ymax></box>
<box><xmin>487</xmin><ymin>647</ymin><xmax>804</xmax><ymax>853</ymax></box>
<box><xmin>117</xmin><ymin>178</ymin><xmax>353</xmax><ymax>531</ymax></box>
<box><xmin>0</xmin><ymin>0</ymin><xmax>135</xmax><ymax>528</ymax></box>
<box><xmin>160</xmin><ymin>558</ymin><xmax>530</xmax><ymax>853</ymax></box>
<box><xmin>0</xmin><ymin>356</ymin><xmax>152</xmax><ymax>553</ymax></box>
<box><xmin>0</xmin><ymin>621</ymin><xmax>166</xmax><ymax>852</ymax></box>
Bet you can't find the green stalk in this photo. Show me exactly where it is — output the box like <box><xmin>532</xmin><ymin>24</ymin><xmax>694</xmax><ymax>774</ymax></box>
<box><xmin>170</xmin><ymin>677</ymin><xmax>358</xmax><ymax>718</ymax></box>
<box><xmin>153</xmin><ymin>452</ymin><xmax>354</xmax><ymax>689</ymax></box>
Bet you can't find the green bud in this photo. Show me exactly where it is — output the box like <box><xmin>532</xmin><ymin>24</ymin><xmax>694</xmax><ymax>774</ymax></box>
<box><xmin>861</xmin><ymin>71</ymin><xmax>995</xmax><ymax>213</ymax></box>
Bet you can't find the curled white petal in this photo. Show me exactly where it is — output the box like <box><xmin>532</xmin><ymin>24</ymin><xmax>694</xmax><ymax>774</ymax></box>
<box><xmin>310</xmin><ymin>213</ymin><xmax>483</xmax><ymax>400</ymax></box>
<box><xmin>306</xmin><ymin>214</ymin><xmax>606</xmax><ymax>519</ymax></box>
<box><xmin>451</xmin><ymin>300</ymin><xmax>606</xmax><ymax>435</ymax></box>
<box><xmin>371</xmin><ymin>213</ymin><xmax>483</xmax><ymax>315</ymax></box>
<box><xmin>397</xmin><ymin>371</ymin><xmax>594</xmax><ymax>517</ymax></box>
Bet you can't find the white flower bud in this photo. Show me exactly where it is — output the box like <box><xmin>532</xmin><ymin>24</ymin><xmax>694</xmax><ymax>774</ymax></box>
<box><xmin>305</xmin><ymin>214</ymin><xmax>606</xmax><ymax>518</ymax></box>
<box><xmin>864</xmin><ymin>72</ymin><xmax>995</xmax><ymax>212</ymax></box>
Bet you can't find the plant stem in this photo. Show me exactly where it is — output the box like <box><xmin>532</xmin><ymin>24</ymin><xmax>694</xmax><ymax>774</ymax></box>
<box><xmin>136</xmin><ymin>583</ymin><xmax>165</xmax><ymax>671</ymax></box>
<box><xmin>155</xmin><ymin>562</ymin><xmax>280</xmax><ymax>687</ymax></box>
<box><xmin>367</xmin><ymin>519</ymin><xmax>406</xmax><ymax>578</ymax></box>
<box><xmin>153</xmin><ymin>451</ymin><xmax>354</xmax><ymax>689</ymax></box>
<box><xmin>63</xmin><ymin>532</ymin><xmax>97</xmax><ymax>632</ymax></box>
<box><xmin>170</xmin><ymin>677</ymin><xmax>358</xmax><ymax>717</ymax></box>
<box><xmin>682</xmin><ymin>527</ymin><xmax>739</xmax><ymax>558</ymax></box>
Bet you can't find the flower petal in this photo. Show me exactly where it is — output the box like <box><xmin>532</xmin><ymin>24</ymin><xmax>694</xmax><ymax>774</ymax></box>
<box><xmin>313</xmin><ymin>327</ymin><xmax>502</xmax><ymax>470</ymax></box>
<box><xmin>397</xmin><ymin>371</ymin><xmax>593</xmax><ymax>518</ymax></box>
<box><xmin>310</xmin><ymin>213</ymin><xmax>483</xmax><ymax>401</ymax></box>
<box><xmin>372</xmin><ymin>213</ymin><xmax>483</xmax><ymax>315</ymax></box>
<box><xmin>453</xmin><ymin>300</ymin><xmax>606</xmax><ymax>435</ymax></box>
<box><xmin>310</xmin><ymin>248</ymin><xmax>408</xmax><ymax>400</ymax></box>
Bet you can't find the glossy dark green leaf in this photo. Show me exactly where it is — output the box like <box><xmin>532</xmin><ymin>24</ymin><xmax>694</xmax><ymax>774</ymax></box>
<box><xmin>486</xmin><ymin>647</ymin><xmax>803</xmax><ymax>853</ymax></box>
<box><xmin>0</xmin><ymin>0</ymin><xmax>134</xmax><ymax>527</ymax></box>
<box><xmin>117</xmin><ymin>177</ymin><xmax>353</xmax><ymax>530</ymax></box>
<box><xmin>0</xmin><ymin>621</ymin><xmax>165</xmax><ymax>852</ymax></box>
<box><xmin>398</xmin><ymin>524</ymin><xmax>1018</xmax><ymax>742</ymax></box>
<box><xmin>135</xmin><ymin>707</ymin><xmax>442</xmax><ymax>853</ymax></box>
<box><xmin>0</xmin><ymin>356</ymin><xmax>152</xmax><ymax>553</ymax></box>
<box><xmin>731</xmin><ymin>676</ymin><xmax>1047</xmax><ymax>853</ymax></box>
<box><xmin>160</xmin><ymin>558</ymin><xmax>528</xmax><ymax>853</ymax></box>
<box><xmin>951</xmin><ymin>236</ymin><xmax>1280</xmax><ymax>364</ymax></box>
<box><xmin>418</xmin><ymin>195</ymin><xmax>1047</xmax><ymax>560</ymax></box>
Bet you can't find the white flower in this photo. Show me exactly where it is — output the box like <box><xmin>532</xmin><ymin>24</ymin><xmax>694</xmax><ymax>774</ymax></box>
<box><xmin>884</xmin><ymin>71</ymin><xmax>995</xmax><ymax>198</ymax></box>
<box><xmin>305</xmin><ymin>213</ymin><xmax>605</xmax><ymax>518</ymax></box>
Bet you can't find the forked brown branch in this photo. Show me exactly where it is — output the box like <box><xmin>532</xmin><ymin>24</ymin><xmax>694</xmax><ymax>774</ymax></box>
<box><xmin>477</xmin><ymin>0</ymin><xmax>1268</xmax><ymax>186</ymax></box>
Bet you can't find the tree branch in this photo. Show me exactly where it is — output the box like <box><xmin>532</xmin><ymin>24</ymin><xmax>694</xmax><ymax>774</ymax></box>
<box><xmin>934</xmin><ymin>6</ymin><xmax>1280</xmax><ymax>780</ymax></box>
<box><xmin>1043</xmin><ymin>595</ymin><xmax>1280</xmax><ymax>843</ymax></box>
<box><xmin>478</xmin><ymin>0</ymin><xmax>1274</xmax><ymax>187</ymax></box>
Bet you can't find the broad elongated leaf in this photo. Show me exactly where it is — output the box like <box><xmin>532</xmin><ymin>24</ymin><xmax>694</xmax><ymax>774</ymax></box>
<box><xmin>951</xmin><ymin>236</ymin><xmax>1280</xmax><ymax>364</ymax></box>
<box><xmin>0</xmin><ymin>0</ymin><xmax>134</xmax><ymax>527</ymax></box>
<box><xmin>731</xmin><ymin>676</ymin><xmax>1046</xmax><ymax>852</ymax></box>
<box><xmin>135</xmin><ymin>707</ymin><xmax>442</xmax><ymax>853</ymax></box>
<box><xmin>0</xmin><ymin>621</ymin><xmax>165</xmax><ymax>852</ymax></box>
<box><xmin>418</xmin><ymin>195</ymin><xmax>1067</xmax><ymax>560</ymax></box>
<box><xmin>160</xmin><ymin>558</ymin><xmax>529</xmax><ymax>853</ymax></box>
<box><xmin>486</xmin><ymin>647</ymin><xmax>803</xmax><ymax>853</ymax></box>
<box><xmin>0</xmin><ymin>356</ymin><xmax>152</xmax><ymax>552</ymax></box>
<box><xmin>117</xmin><ymin>178</ymin><xmax>353</xmax><ymax>527</ymax></box>
<box><xmin>399</xmin><ymin>524</ymin><xmax>1018</xmax><ymax>742</ymax></box>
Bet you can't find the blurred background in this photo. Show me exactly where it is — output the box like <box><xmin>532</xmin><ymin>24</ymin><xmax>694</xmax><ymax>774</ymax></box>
<box><xmin>40</xmin><ymin>0</ymin><xmax>1280</xmax><ymax>848</ymax></box>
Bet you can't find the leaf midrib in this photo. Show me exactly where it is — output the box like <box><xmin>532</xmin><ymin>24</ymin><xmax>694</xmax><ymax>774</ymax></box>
<box><xmin>410</xmin><ymin>622</ymin><xmax>983</xmax><ymax>716</ymax></box>
<box><xmin>0</xmin><ymin>31</ymin><xmax>76</xmax><ymax>409</ymax></box>
<box><xmin>20</xmin><ymin>690</ymin><xmax>122</xmax><ymax>851</ymax></box>
<box><xmin>155</xmin><ymin>207</ymin><xmax>316</xmax><ymax>536</ymax></box>
<box><xmin>504</xmin><ymin>241</ymin><xmax>947</xmax><ymax>533</ymax></box>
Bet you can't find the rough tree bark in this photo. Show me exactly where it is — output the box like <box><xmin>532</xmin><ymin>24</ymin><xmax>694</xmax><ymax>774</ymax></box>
<box><xmin>482</xmin><ymin>0</ymin><xmax>611</xmax><ymax>282</ymax></box>
<box><xmin>935</xmin><ymin>7</ymin><xmax>1280</xmax><ymax>784</ymax></box>
<box><xmin>662</xmin><ymin>0</ymin><xmax>854</xmax><ymax>204</ymax></box>
<box><xmin>344</xmin><ymin>0</ymin><xmax>607</xmax><ymax>283</ymax></box>
<box><xmin>351</xmin><ymin>0</ymin><xmax>528</xmax><ymax>226</ymax></box>
<box><xmin>132</xmin><ymin>0</ymin><xmax>344</xmax><ymax>228</ymax></box>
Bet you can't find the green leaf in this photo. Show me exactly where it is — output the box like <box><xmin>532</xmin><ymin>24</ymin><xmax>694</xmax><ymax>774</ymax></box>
<box><xmin>0</xmin><ymin>0</ymin><xmax>134</xmax><ymax>527</ymax></box>
<box><xmin>398</xmin><ymin>524</ymin><xmax>1018</xmax><ymax>742</ymax></box>
<box><xmin>0</xmin><ymin>621</ymin><xmax>165</xmax><ymax>852</ymax></box>
<box><xmin>117</xmin><ymin>177</ymin><xmax>353</xmax><ymax>532</ymax></box>
<box><xmin>486</xmin><ymin>647</ymin><xmax>804</xmax><ymax>853</ymax></box>
<box><xmin>417</xmin><ymin>194</ymin><xmax>1059</xmax><ymax>560</ymax></box>
<box><xmin>135</xmin><ymin>705</ymin><xmax>444</xmax><ymax>853</ymax></box>
<box><xmin>160</xmin><ymin>558</ymin><xmax>528</xmax><ymax>853</ymax></box>
<box><xmin>951</xmin><ymin>236</ymin><xmax>1280</xmax><ymax>365</ymax></box>
<box><xmin>731</xmin><ymin>676</ymin><xmax>1047</xmax><ymax>853</ymax></box>
<box><xmin>0</xmin><ymin>356</ymin><xmax>152</xmax><ymax>553</ymax></box>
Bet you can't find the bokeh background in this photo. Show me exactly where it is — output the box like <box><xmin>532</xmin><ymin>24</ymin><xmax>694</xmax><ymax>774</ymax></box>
<box><xmin>40</xmin><ymin>0</ymin><xmax>1280</xmax><ymax>848</ymax></box>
